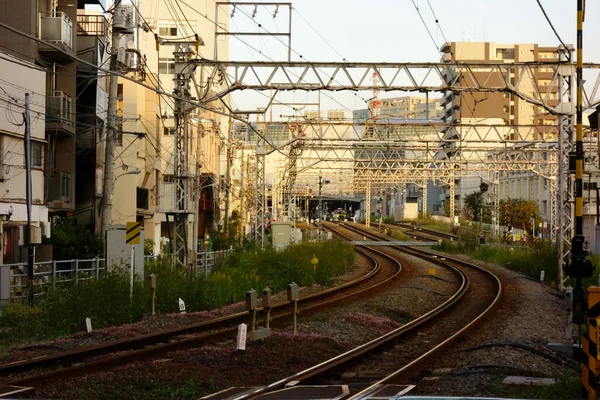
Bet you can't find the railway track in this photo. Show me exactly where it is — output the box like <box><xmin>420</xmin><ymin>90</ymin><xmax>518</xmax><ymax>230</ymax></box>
<box><xmin>383</xmin><ymin>221</ymin><xmax>459</xmax><ymax>242</ymax></box>
<box><xmin>1</xmin><ymin>229</ymin><xmax>402</xmax><ymax>389</ymax></box>
<box><xmin>204</xmin><ymin>222</ymin><xmax>501</xmax><ymax>399</ymax></box>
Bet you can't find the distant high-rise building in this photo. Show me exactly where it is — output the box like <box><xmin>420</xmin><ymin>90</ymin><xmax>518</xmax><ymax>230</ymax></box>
<box><xmin>440</xmin><ymin>41</ymin><xmax>564</xmax><ymax>138</ymax></box>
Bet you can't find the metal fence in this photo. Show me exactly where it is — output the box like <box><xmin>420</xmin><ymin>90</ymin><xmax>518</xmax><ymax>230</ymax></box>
<box><xmin>1</xmin><ymin>249</ymin><xmax>236</xmax><ymax>302</ymax></box>
<box><xmin>194</xmin><ymin>249</ymin><xmax>234</xmax><ymax>276</ymax></box>
<box><xmin>1</xmin><ymin>258</ymin><xmax>105</xmax><ymax>301</ymax></box>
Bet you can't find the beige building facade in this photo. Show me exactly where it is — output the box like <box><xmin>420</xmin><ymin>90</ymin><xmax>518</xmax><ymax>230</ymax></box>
<box><xmin>133</xmin><ymin>1</ymin><xmax>230</xmax><ymax>250</ymax></box>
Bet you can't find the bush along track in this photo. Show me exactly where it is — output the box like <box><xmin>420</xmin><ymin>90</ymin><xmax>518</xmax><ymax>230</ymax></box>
<box><xmin>0</xmin><ymin>241</ymin><xmax>355</xmax><ymax>354</ymax></box>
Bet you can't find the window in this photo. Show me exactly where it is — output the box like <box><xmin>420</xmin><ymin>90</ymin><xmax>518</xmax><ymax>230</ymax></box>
<box><xmin>61</xmin><ymin>172</ymin><xmax>70</xmax><ymax>200</ymax></box>
<box><xmin>163</xmin><ymin>174</ymin><xmax>175</xmax><ymax>183</ymax></box>
<box><xmin>163</xmin><ymin>127</ymin><xmax>175</xmax><ymax>136</ymax></box>
<box><xmin>158</xmin><ymin>58</ymin><xmax>175</xmax><ymax>74</ymax></box>
<box><xmin>137</xmin><ymin>187</ymin><xmax>149</xmax><ymax>210</ymax></box>
<box><xmin>158</xmin><ymin>25</ymin><xmax>178</xmax><ymax>37</ymax></box>
<box><xmin>28</xmin><ymin>141</ymin><xmax>43</xmax><ymax>168</ymax></box>
<box><xmin>496</xmin><ymin>48</ymin><xmax>514</xmax><ymax>60</ymax></box>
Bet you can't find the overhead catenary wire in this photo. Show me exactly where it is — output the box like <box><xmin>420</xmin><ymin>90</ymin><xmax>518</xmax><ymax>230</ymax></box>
<box><xmin>534</xmin><ymin>0</ymin><xmax>569</xmax><ymax>58</ymax></box>
<box><xmin>0</xmin><ymin>19</ymin><xmax>288</xmax><ymax>154</ymax></box>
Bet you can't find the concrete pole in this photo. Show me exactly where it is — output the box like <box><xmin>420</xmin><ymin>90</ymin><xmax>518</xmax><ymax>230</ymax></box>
<box><xmin>101</xmin><ymin>0</ymin><xmax>122</xmax><ymax>243</ymax></box>
<box><xmin>24</xmin><ymin>93</ymin><xmax>34</xmax><ymax>301</ymax></box>
<box><xmin>224</xmin><ymin>116</ymin><xmax>233</xmax><ymax>235</ymax></box>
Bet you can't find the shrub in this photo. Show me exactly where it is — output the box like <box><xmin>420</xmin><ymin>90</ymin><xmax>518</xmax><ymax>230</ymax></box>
<box><xmin>0</xmin><ymin>240</ymin><xmax>355</xmax><ymax>350</ymax></box>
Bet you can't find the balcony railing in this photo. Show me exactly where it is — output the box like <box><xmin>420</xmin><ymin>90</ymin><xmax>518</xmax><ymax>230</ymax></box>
<box><xmin>77</xmin><ymin>14</ymin><xmax>108</xmax><ymax>37</ymax></box>
<box><xmin>46</xmin><ymin>90</ymin><xmax>73</xmax><ymax>125</ymax></box>
<box><xmin>39</xmin><ymin>11</ymin><xmax>73</xmax><ymax>49</ymax></box>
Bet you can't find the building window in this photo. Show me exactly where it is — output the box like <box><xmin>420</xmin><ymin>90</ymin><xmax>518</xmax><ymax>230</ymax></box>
<box><xmin>31</xmin><ymin>141</ymin><xmax>43</xmax><ymax>168</ymax></box>
<box><xmin>61</xmin><ymin>172</ymin><xmax>70</xmax><ymax>200</ymax></box>
<box><xmin>496</xmin><ymin>48</ymin><xmax>514</xmax><ymax>60</ymax></box>
<box><xmin>158</xmin><ymin>58</ymin><xmax>175</xmax><ymax>74</ymax></box>
<box><xmin>163</xmin><ymin>174</ymin><xmax>175</xmax><ymax>183</ymax></box>
<box><xmin>137</xmin><ymin>187</ymin><xmax>149</xmax><ymax>210</ymax></box>
<box><xmin>163</xmin><ymin>127</ymin><xmax>175</xmax><ymax>136</ymax></box>
<box><xmin>158</xmin><ymin>24</ymin><xmax>178</xmax><ymax>37</ymax></box>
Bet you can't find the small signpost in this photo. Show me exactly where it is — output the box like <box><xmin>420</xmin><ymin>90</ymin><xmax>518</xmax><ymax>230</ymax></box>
<box><xmin>126</xmin><ymin>222</ymin><xmax>142</xmax><ymax>299</ymax></box>
<box><xmin>237</xmin><ymin>323</ymin><xmax>247</xmax><ymax>351</ymax></box>
<box><xmin>178</xmin><ymin>298</ymin><xmax>186</xmax><ymax>313</ymax></box>
<box><xmin>311</xmin><ymin>254</ymin><xmax>318</xmax><ymax>272</ymax></box>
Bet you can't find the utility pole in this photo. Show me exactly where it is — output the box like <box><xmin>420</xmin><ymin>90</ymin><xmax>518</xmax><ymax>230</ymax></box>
<box><xmin>170</xmin><ymin>46</ymin><xmax>194</xmax><ymax>267</ymax></box>
<box><xmin>318</xmin><ymin>175</ymin><xmax>323</xmax><ymax>242</ymax></box>
<box><xmin>224</xmin><ymin>115</ymin><xmax>233</xmax><ymax>236</ymax></box>
<box><xmin>24</xmin><ymin>93</ymin><xmax>34</xmax><ymax>303</ymax></box>
<box><xmin>101</xmin><ymin>0</ymin><xmax>126</xmax><ymax>243</ymax></box>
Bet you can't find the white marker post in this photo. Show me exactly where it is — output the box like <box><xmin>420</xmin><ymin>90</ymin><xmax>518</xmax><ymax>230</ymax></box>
<box><xmin>236</xmin><ymin>323</ymin><xmax>247</xmax><ymax>351</ymax></box>
<box><xmin>85</xmin><ymin>317</ymin><xmax>93</xmax><ymax>333</ymax></box>
<box><xmin>178</xmin><ymin>298</ymin><xmax>186</xmax><ymax>313</ymax></box>
<box><xmin>130</xmin><ymin>244</ymin><xmax>134</xmax><ymax>299</ymax></box>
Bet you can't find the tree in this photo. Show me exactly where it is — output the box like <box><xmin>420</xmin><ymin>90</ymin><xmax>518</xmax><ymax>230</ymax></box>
<box><xmin>463</xmin><ymin>192</ymin><xmax>492</xmax><ymax>223</ymax></box>
<box><xmin>44</xmin><ymin>218</ymin><xmax>102</xmax><ymax>260</ymax></box>
<box><xmin>500</xmin><ymin>199</ymin><xmax>541</xmax><ymax>232</ymax></box>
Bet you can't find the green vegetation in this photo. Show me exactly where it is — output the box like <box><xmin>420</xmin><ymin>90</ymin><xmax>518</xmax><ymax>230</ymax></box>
<box><xmin>0</xmin><ymin>240</ymin><xmax>354</xmax><ymax>352</ymax></box>
<box><xmin>43</xmin><ymin>218</ymin><xmax>102</xmax><ymax>260</ymax></box>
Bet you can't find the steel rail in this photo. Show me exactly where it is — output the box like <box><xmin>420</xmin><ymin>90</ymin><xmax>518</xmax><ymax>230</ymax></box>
<box><xmin>3</xmin><ymin>239</ymin><xmax>401</xmax><ymax>385</ymax></box>
<box><xmin>218</xmin><ymin>222</ymin><xmax>467</xmax><ymax>400</ymax></box>
<box><xmin>225</xmin><ymin>222</ymin><xmax>500</xmax><ymax>400</ymax></box>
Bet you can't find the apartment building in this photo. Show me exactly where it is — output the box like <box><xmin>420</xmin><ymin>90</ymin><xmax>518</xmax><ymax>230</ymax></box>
<box><xmin>73</xmin><ymin>6</ymin><xmax>109</xmax><ymax>233</ymax></box>
<box><xmin>0</xmin><ymin>53</ymin><xmax>49</xmax><ymax>264</ymax></box>
<box><xmin>136</xmin><ymin>1</ymin><xmax>230</xmax><ymax>249</ymax></box>
<box><xmin>0</xmin><ymin>0</ymin><xmax>107</xmax><ymax>261</ymax></box>
<box><xmin>438</xmin><ymin>42</ymin><xmax>564</xmax><ymax>216</ymax></box>
<box><xmin>355</xmin><ymin>96</ymin><xmax>443</xmax><ymax>120</ymax></box>
<box><xmin>440</xmin><ymin>41</ymin><xmax>560</xmax><ymax>132</ymax></box>
<box><xmin>110</xmin><ymin>76</ymin><xmax>162</xmax><ymax>253</ymax></box>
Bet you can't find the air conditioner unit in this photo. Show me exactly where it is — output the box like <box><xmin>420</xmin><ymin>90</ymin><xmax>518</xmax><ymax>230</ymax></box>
<box><xmin>443</xmin><ymin>53</ymin><xmax>452</xmax><ymax>62</ymax></box>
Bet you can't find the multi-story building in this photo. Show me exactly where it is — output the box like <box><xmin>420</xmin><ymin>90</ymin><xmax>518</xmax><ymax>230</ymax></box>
<box><xmin>355</xmin><ymin>96</ymin><xmax>442</xmax><ymax>120</ymax></box>
<box><xmin>438</xmin><ymin>42</ymin><xmax>564</xmax><ymax>216</ymax></box>
<box><xmin>440</xmin><ymin>41</ymin><xmax>560</xmax><ymax>131</ymax></box>
<box><xmin>73</xmin><ymin>6</ymin><xmax>109</xmax><ymax>233</ymax></box>
<box><xmin>0</xmin><ymin>0</ymin><xmax>106</xmax><ymax>260</ymax></box>
<box><xmin>110</xmin><ymin>76</ymin><xmax>162</xmax><ymax>253</ymax></box>
<box><xmin>0</xmin><ymin>0</ymin><xmax>87</xmax><ymax>220</ymax></box>
<box><xmin>0</xmin><ymin>52</ymin><xmax>49</xmax><ymax>264</ymax></box>
<box><xmin>136</xmin><ymin>1</ymin><xmax>230</xmax><ymax>249</ymax></box>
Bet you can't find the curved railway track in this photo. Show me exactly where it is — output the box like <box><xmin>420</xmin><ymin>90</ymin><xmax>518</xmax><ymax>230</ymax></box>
<box><xmin>207</xmin><ymin>222</ymin><xmax>501</xmax><ymax>399</ymax></box>
<box><xmin>1</xmin><ymin>228</ymin><xmax>403</xmax><ymax>388</ymax></box>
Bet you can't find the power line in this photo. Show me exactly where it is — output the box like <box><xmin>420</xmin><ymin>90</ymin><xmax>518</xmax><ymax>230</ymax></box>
<box><xmin>534</xmin><ymin>0</ymin><xmax>569</xmax><ymax>57</ymax></box>
<box><xmin>291</xmin><ymin>7</ymin><xmax>346</xmax><ymax>62</ymax></box>
<box><xmin>0</xmin><ymin>19</ymin><xmax>285</xmax><ymax>152</ymax></box>
<box><xmin>410</xmin><ymin>0</ymin><xmax>442</xmax><ymax>56</ymax></box>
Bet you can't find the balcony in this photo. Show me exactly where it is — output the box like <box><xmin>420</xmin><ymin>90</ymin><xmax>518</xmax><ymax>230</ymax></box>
<box><xmin>77</xmin><ymin>14</ymin><xmax>108</xmax><ymax>37</ymax></box>
<box><xmin>47</xmin><ymin>170</ymin><xmax>74</xmax><ymax>212</ymax></box>
<box><xmin>46</xmin><ymin>91</ymin><xmax>75</xmax><ymax>136</ymax></box>
<box><xmin>38</xmin><ymin>12</ymin><xmax>74</xmax><ymax>62</ymax></box>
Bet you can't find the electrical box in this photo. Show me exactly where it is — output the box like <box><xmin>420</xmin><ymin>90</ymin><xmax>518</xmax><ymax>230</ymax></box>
<box><xmin>246</xmin><ymin>289</ymin><xmax>257</xmax><ymax>311</ymax></box>
<box><xmin>287</xmin><ymin>282</ymin><xmax>299</xmax><ymax>302</ymax></box>
<box><xmin>262</xmin><ymin>287</ymin><xmax>271</xmax><ymax>308</ymax></box>
<box><xmin>272</xmin><ymin>221</ymin><xmax>292</xmax><ymax>252</ymax></box>
<box><xmin>146</xmin><ymin>273</ymin><xmax>156</xmax><ymax>289</ymax></box>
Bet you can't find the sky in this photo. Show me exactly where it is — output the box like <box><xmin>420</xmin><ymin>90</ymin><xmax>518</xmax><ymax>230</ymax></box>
<box><xmin>221</xmin><ymin>0</ymin><xmax>600</xmax><ymax>116</ymax></box>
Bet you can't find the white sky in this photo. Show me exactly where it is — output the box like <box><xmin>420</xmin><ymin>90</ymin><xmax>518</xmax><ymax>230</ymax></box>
<box><xmin>222</xmin><ymin>0</ymin><xmax>600</xmax><ymax>116</ymax></box>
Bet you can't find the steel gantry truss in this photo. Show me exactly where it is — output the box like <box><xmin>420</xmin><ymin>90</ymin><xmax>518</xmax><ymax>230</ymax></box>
<box><xmin>201</xmin><ymin>59</ymin><xmax>600</xmax><ymax>271</ymax></box>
